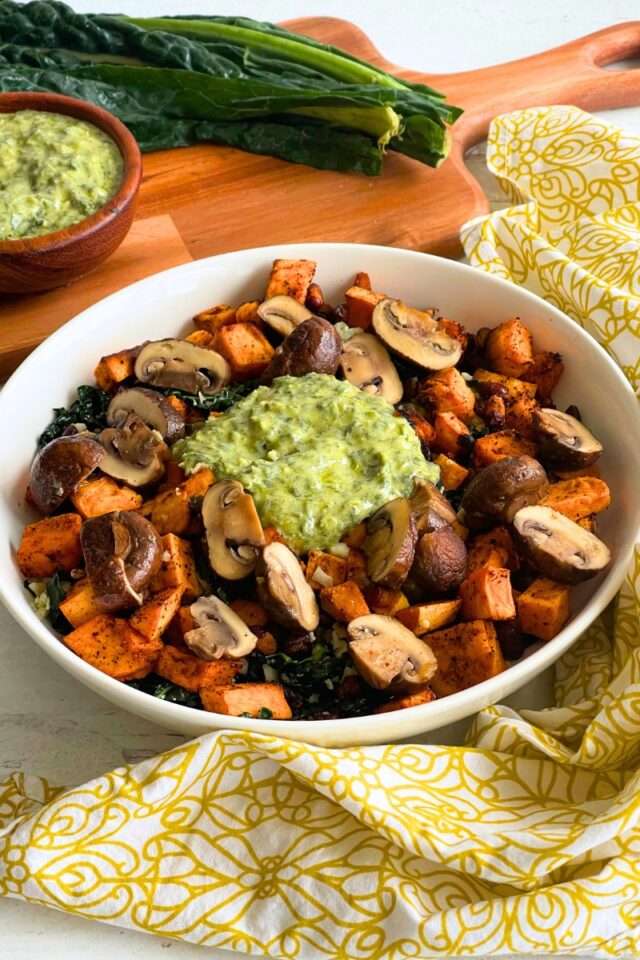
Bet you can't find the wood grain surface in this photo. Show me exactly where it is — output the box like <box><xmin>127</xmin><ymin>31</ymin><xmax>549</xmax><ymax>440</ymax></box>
<box><xmin>1</xmin><ymin>17</ymin><xmax>639</xmax><ymax>376</ymax></box>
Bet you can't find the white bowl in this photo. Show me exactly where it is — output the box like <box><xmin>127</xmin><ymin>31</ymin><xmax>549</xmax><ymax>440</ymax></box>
<box><xmin>2</xmin><ymin>244</ymin><xmax>638</xmax><ymax>747</ymax></box>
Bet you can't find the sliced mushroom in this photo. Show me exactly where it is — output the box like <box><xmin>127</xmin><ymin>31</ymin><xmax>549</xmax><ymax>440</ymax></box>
<box><xmin>80</xmin><ymin>510</ymin><xmax>162</xmax><ymax>612</ymax></box>
<box><xmin>184</xmin><ymin>595</ymin><xmax>257</xmax><ymax>659</ymax></box>
<box><xmin>364</xmin><ymin>498</ymin><xmax>417</xmax><ymax>588</ymax></box>
<box><xmin>257</xmin><ymin>542</ymin><xmax>319</xmax><ymax>631</ymax></box>
<box><xmin>347</xmin><ymin>614</ymin><xmax>437</xmax><ymax>693</ymax></box>
<box><xmin>461</xmin><ymin>456</ymin><xmax>549</xmax><ymax>529</ymax></box>
<box><xmin>372</xmin><ymin>299</ymin><xmax>462</xmax><ymax>371</ymax></box>
<box><xmin>410</xmin><ymin>477</ymin><xmax>457</xmax><ymax>535</ymax></box>
<box><xmin>99</xmin><ymin>417</ymin><xmax>169</xmax><ymax>488</ymax></box>
<box><xmin>134</xmin><ymin>339</ymin><xmax>230</xmax><ymax>395</ymax></box>
<box><xmin>412</xmin><ymin>527</ymin><xmax>467</xmax><ymax>594</ymax></box>
<box><xmin>260</xmin><ymin>316</ymin><xmax>342</xmax><ymax>385</ymax></box>
<box><xmin>257</xmin><ymin>295</ymin><xmax>315</xmax><ymax>337</ymax></box>
<box><xmin>202</xmin><ymin>479</ymin><xmax>265</xmax><ymax>580</ymax></box>
<box><xmin>513</xmin><ymin>504</ymin><xmax>611</xmax><ymax>584</ymax></box>
<box><xmin>340</xmin><ymin>332</ymin><xmax>403</xmax><ymax>404</ymax></box>
<box><xmin>29</xmin><ymin>436</ymin><xmax>105</xmax><ymax>514</ymax></box>
<box><xmin>107</xmin><ymin>387</ymin><xmax>185</xmax><ymax>444</ymax></box>
<box><xmin>533</xmin><ymin>408</ymin><xmax>603</xmax><ymax>469</ymax></box>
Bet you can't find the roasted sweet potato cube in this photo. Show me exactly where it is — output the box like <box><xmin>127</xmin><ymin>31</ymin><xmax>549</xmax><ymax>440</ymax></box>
<box><xmin>59</xmin><ymin>579</ymin><xmax>102</xmax><ymax>628</ymax></box>
<box><xmin>466</xmin><ymin>527</ymin><xmax>519</xmax><ymax>574</ymax></box>
<box><xmin>474</xmin><ymin>368</ymin><xmax>537</xmax><ymax>401</ymax></box>
<box><xmin>156</xmin><ymin>645</ymin><xmax>242</xmax><ymax>692</ymax></box>
<box><xmin>94</xmin><ymin>347</ymin><xmax>137</xmax><ymax>393</ymax></box>
<box><xmin>427</xmin><ymin>620</ymin><xmax>506</xmax><ymax>697</ymax></box>
<box><xmin>139</xmin><ymin>487</ymin><xmax>191</xmax><ymax>536</ymax></box>
<box><xmin>346</xmin><ymin>548</ymin><xmax>368</xmax><ymax>587</ymax></box>
<box><xmin>396</xmin><ymin>599</ymin><xmax>462</xmax><ymax>635</ymax></box>
<box><xmin>539</xmin><ymin>477</ymin><xmax>611</xmax><ymax>521</ymax></box>
<box><xmin>374</xmin><ymin>688</ymin><xmax>436</xmax><ymax>713</ymax></box>
<box><xmin>400</xmin><ymin>409</ymin><xmax>436</xmax><ymax>447</ymax></box>
<box><xmin>152</xmin><ymin>534</ymin><xmax>200</xmax><ymax>601</ymax></box>
<box><xmin>527</xmin><ymin>351</ymin><xmax>564</xmax><ymax>400</ymax></box>
<box><xmin>200</xmin><ymin>682</ymin><xmax>292</xmax><ymax>719</ymax></box>
<box><xmin>363</xmin><ymin>585</ymin><xmax>408</xmax><ymax>616</ymax></box>
<box><xmin>438</xmin><ymin>317</ymin><xmax>469</xmax><ymax>353</ymax></box>
<box><xmin>472</xmin><ymin>430</ymin><xmax>537</xmax><ymax>468</ymax></box>
<box><xmin>504</xmin><ymin>394</ymin><xmax>538</xmax><ymax>438</ymax></box>
<box><xmin>485</xmin><ymin>318</ymin><xmax>534</xmax><ymax>377</ymax></box>
<box><xmin>129</xmin><ymin>586</ymin><xmax>185</xmax><ymax>642</ymax></box>
<box><xmin>164</xmin><ymin>605</ymin><xmax>196</xmax><ymax>646</ymax></box>
<box><xmin>71</xmin><ymin>476</ymin><xmax>143</xmax><ymax>519</ymax></box>
<box><xmin>553</xmin><ymin>465</ymin><xmax>600</xmax><ymax>481</ymax></box>
<box><xmin>235</xmin><ymin>300</ymin><xmax>262</xmax><ymax>325</ymax></box>
<box><xmin>64</xmin><ymin>615</ymin><xmax>161</xmax><ymax>680</ymax></box>
<box><xmin>320</xmin><ymin>581</ymin><xmax>370</xmax><ymax>623</ymax></box>
<box><xmin>342</xmin><ymin>522</ymin><xmax>367</xmax><ymax>549</ymax></box>
<box><xmin>213</xmin><ymin>322</ymin><xmax>274</xmax><ymax>381</ymax></box>
<box><xmin>459</xmin><ymin>565</ymin><xmax>516</xmax><ymax>621</ymax></box>
<box><xmin>345</xmin><ymin>286</ymin><xmax>385</xmax><ymax>330</ymax></box>
<box><xmin>229</xmin><ymin>599</ymin><xmax>269</xmax><ymax>627</ymax></box>
<box><xmin>420</xmin><ymin>368</ymin><xmax>475</xmax><ymax>422</ymax></box>
<box><xmin>306</xmin><ymin>551</ymin><xmax>347</xmax><ymax>589</ymax></box>
<box><xmin>433</xmin><ymin>454</ymin><xmax>469</xmax><ymax>491</ymax></box>
<box><xmin>354</xmin><ymin>271</ymin><xmax>372</xmax><ymax>290</ymax></box>
<box><xmin>185</xmin><ymin>329</ymin><xmax>215</xmax><ymax>348</ymax></box>
<box><xmin>433</xmin><ymin>411</ymin><xmax>471</xmax><ymax>459</ymax></box>
<box><xmin>193</xmin><ymin>303</ymin><xmax>236</xmax><ymax>335</ymax></box>
<box><xmin>265</xmin><ymin>258</ymin><xmax>316</xmax><ymax>304</ymax></box>
<box><xmin>516</xmin><ymin>578</ymin><xmax>571</xmax><ymax>641</ymax></box>
<box><xmin>17</xmin><ymin>513</ymin><xmax>83</xmax><ymax>578</ymax></box>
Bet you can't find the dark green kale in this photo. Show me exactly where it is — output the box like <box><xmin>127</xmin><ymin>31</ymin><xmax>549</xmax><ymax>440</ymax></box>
<box><xmin>162</xmin><ymin>379</ymin><xmax>260</xmax><ymax>414</ymax></box>
<box><xmin>24</xmin><ymin>571</ymin><xmax>73</xmax><ymax>633</ymax></box>
<box><xmin>38</xmin><ymin>385</ymin><xmax>111</xmax><ymax>447</ymax></box>
<box><xmin>127</xmin><ymin>673</ymin><xmax>202</xmax><ymax>708</ymax></box>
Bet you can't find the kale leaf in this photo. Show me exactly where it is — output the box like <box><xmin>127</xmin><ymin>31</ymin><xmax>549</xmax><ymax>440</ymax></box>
<box><xmin>127</xmin><ymin>673</ymin><xmax>202</xmax><ymax>708</ymax></box>
<box><xmin>162</xmin><ymin>379</ymin><xmax>260</xmax><ymax>414</ymax></box>
<box><xmin>39</xmin><ymin>385</ymin><xmax>111</xmax><ymax>447</ymax></box>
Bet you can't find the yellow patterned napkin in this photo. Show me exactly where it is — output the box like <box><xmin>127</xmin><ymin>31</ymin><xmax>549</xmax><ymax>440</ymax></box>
<box><xmin>1</xmin><ymin>105</ymin><xmax>640</xmax><ymax>957</ymax></box>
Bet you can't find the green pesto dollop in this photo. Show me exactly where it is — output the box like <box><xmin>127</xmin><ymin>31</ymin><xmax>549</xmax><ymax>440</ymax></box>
<box><xmin>0</xmin><ymin>110</ymin><xmax>124</xmax><ymax>241</ymax></box>
<box><xmin>174</xmin><ymin>373</ymin><xmax>439</xmax><ymax>552</ymax></box>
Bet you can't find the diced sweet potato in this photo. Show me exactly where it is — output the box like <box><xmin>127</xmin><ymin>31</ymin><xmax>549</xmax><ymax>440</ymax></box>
<box><xmin>164</xmin><ymin>605</ymin><xmax>195</xmax><ymax>646</ymax></box>
<box><xmin>553</xmin><ymin>465</ymin><xmax>600</xmax><ymax>481</ymax></box>
<box><xmin>71</xmin><ymin>476</ymin><xmax>143</xmax><ymax>519</ymax></box>
<box><xmin>433</xmin><ymin>411</ymin><xmax>471</xmax><ymax>459</ymax></box>
<box><xmin>374</xmin><ymin>688</ymin><xmax>436</xmax><ymax>713</ymax></box>
<box><xmin>363</xmin><ymin>585</ymin><xmax>408</xmax><ymax>616</ymax></box>
<box><xmin>472</xmin><ymin>430</ymin><xmax>537</xmax><ymax>468</ymax></box>
<box><xmin>265</xmin><ymin>258</ymin><xmax>316</xmax><ymax>304</ymax></box>
<box><xmin>420</xmin><ymin>368</ymin><xmax>475</xmax><ymax>422</ymax></box>
<box><xmin>213</xmin><ymin>322</ymin><xmax>274</xmax><ymax>381</ymax></box>
<box><xmin>399</xmin><ymin>409</ymin><xmax>436</xmax><ymax>447</ymax></box>
<box><xmin>527</xmin><ymin>351</ymin><xmax>564</xmax><ymax>400</ymax></box>
<box><xmin>200</xmin><ymin>682</ymin><xmax>292</xmax><ymax>719</ymax></box>
<box><xmin>438</xmin><ymin>317</ymin><xmax>469</xmax><ymax>353</ymax></box>
<box><xmin>433</xmin><ymin>453</ymin><xmax>469</xmax><ymax>491</ymax></box>
<box><xmin>185</xmin><ymin>329</ymin><xmax>215</xmax><ymax>348</ymax></box>
<box><xmin>485</xmin><ymin>318</ymin><xmax>534</xmax><ymax>377</ymax></box>
<box><xmin>193</xmin><ymin>304</ymin><xmax>236</xmax><ymax>335</ymax></box>
<box><xmin>129</xmin><ymin>586</ymin><xmax>185</xmax><ymax>642</ymax></box>
<box><xmin>346</xmin><ymin>548</ymin><xmax>368</xmax><ymax>587</ymax></box>
<box><xmin>156</xmin><ymin>645</ymin><xmax>242</xmax><ymax>692</ymax></box>
<box><xmin>64</xmin><ymin>615</ymin><xmax>161</xmax><ymax>680</ymax></box>
<box><xmin>235</xmin><ymin>300</ymin><xmax>261</xmax><ymax>325</ymax></box>
<box><xmin>396</xmin><ymin>599</ymin><xmax>462</xmax><ymax>635</ymax></box>
<box><xmin>151</xmin><ymin>534</ymin><xmax>200</xmax><ymax>601</ymax></box>
<box><xmin>504</xmin><ymin>395</ymin><xmax>538</xmax><ymax>438</ymax></box>
<box><xmin>354</xmin><ymin>271</ymin><xmax>372</xmax><ymax>290</ymax></box>
<box><xmin>229</xmin><ymin>599</ymin><xmax>269</xmax><ymax>627</ymax></box>
<box><xmin>427</xmin><ymin>620</ymin><xmax>506</xmax><ymax>697</ymax></box>
<box><xmin>345</xmin><ymin>286</ymin><xmax>385</xmax><ymax>330</ymax></box>
<box><xmin>59</xmin><ymin>579</ymin><xmax>102</xmax><ymax>628</ymax></box>
<box><xmin>139</xmin><ymin>487</ymin><xmax>191</xmax><ymax>536</ymax></box>
<box><xmin>94</xmin><ymin>347</ymin><xmax>137</xmax><ymax>393</ymax></box>
<box><xmin>320</xmin><ymin>581</ymin><xmax>370</xmax><ymax>623</ymax></box>
<box><xmin>306</xmin><ymin>551</ymin><xmax>347</xmax><ymax>589</ymax></box>
<box><xmin>466</xmin><ymin>527</ymin><xmax>519</xmax><ymax>574</ymax></box>
<box><xmin>474</xmin><ymin>368</ymin><xmax>537</xmax><ymax>401</ymax></box>
<box><xmin>17</xmin><ymin>513</ymin><xmax>83</xmax><ymax>579</ymax></box>
<box><xmin>165</xmin><ymin>397</ymin><xmax>189</xmax><ymax>423</ymax></box>
<box><xmin>516</xmin><ymin>578</ymin><xmax>571</xmax><ymax>641</ymax></box>
<box><xmin>254</xmin><ymin>629</ymin><xmax>278</xmax><ymax>655</ymax></box>
<box><xmin>539</xmin><ymin>477</ymin><xmax>611</xmax><ymax>521</ymax></box>
<box><xmin>459</xmin><ymin>565</ymin><xmax>516</xmax><ymax>621</ymax></box>
<box><xmin>342</xmin><ymin>521</ymin><xmax>367</xmax><ymax>549</ymax></box>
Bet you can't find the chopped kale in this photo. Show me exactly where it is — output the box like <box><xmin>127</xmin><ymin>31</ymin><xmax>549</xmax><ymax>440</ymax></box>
<box><xmin>127</xmin><ymin>673</ymin><xmax>202</xmax><ymax>708</ymax></box>
<box><xmin>25</xmin><ymin>572</ymin><xmax>73</xmax><ymax>633</ymax></box>
<box><xmin>162</xmin><ymin>379</ymin><xmax>260</xmax><ymax>414</ymax></box>
<box><xmin>38</xmin><ymin>385</ymin><xmax>110</xmax><ymax>447</ymax></box>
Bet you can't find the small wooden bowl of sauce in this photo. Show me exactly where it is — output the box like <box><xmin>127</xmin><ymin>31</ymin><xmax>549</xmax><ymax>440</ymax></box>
<box><xmin>0</xmin><ymin>92</ymin><xmax>142</xmax><ymax>294</ymax></box>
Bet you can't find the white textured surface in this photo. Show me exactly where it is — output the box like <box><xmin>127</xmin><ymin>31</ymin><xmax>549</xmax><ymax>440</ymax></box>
<box><xmin>3</xmin><ymin>1</ymin><xmax>640</xmax><ymax>955</ymax></box>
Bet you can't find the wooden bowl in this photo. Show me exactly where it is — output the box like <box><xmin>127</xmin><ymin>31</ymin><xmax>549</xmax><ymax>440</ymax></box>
<box><xmin>0</xmin><ymin>93</ymin><xmax>142</xmax><ymax>294</ymax></box>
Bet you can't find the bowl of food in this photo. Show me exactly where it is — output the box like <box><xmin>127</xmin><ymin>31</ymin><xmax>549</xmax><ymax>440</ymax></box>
<box><xmin>1</xmin><ymin>243</ymin><xmax>638</xmax><ymax>747</ymax></box>
<box><xmin>0</xmin><ymin>92</ymin><xmax>141</xmax><ymax>294</ymax></box>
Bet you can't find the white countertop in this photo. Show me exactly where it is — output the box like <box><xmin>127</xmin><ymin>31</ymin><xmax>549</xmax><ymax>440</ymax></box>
<box><xmin>3</xmin><ymin>1</ymin><xmax>640</xmax><ymax>956</ymax></box>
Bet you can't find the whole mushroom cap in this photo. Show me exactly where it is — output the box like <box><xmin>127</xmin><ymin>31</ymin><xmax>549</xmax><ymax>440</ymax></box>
<box><xmin>29</xmin><ymin>435</ymin><xmax>105</xmax><ymax>514</ymax></box>
<box><xmin>80</xmin><ymin>510</ymin><xmax>162</xmax><ymax>612</ymax></box>
<box><xmin>461</xmin><ymin>455</ymin><xmax>549</xmax><ymax>529</ymax></box>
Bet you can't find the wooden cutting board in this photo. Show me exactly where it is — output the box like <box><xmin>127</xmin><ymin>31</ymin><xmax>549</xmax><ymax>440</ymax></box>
<box><xmin>1</xmin><ymin>18</ymin><xmax>640</xmax><ymax>379</ymax></box>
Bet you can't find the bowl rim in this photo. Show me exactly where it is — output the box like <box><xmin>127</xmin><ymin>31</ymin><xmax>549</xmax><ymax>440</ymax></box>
<box><xmin>0</xmin><ymin>91</ymin><xmax>142</xmax><ymax>254</ymax></box>
<box><xmin>2</xmin><ymin>241</ymin><xmax>638</xmax><ymax>740</ymax></box>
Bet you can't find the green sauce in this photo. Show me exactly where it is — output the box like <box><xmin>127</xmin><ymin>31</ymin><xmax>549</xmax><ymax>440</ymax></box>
<box><xmin>174</xmin><ymin>373</ymin><xmax>439</xmax><ymax>552</ymax></box>
<box><xmin>0</xmin><ymin>110</ymin><xmax>124</xmax><ymax>241</ymax></box>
